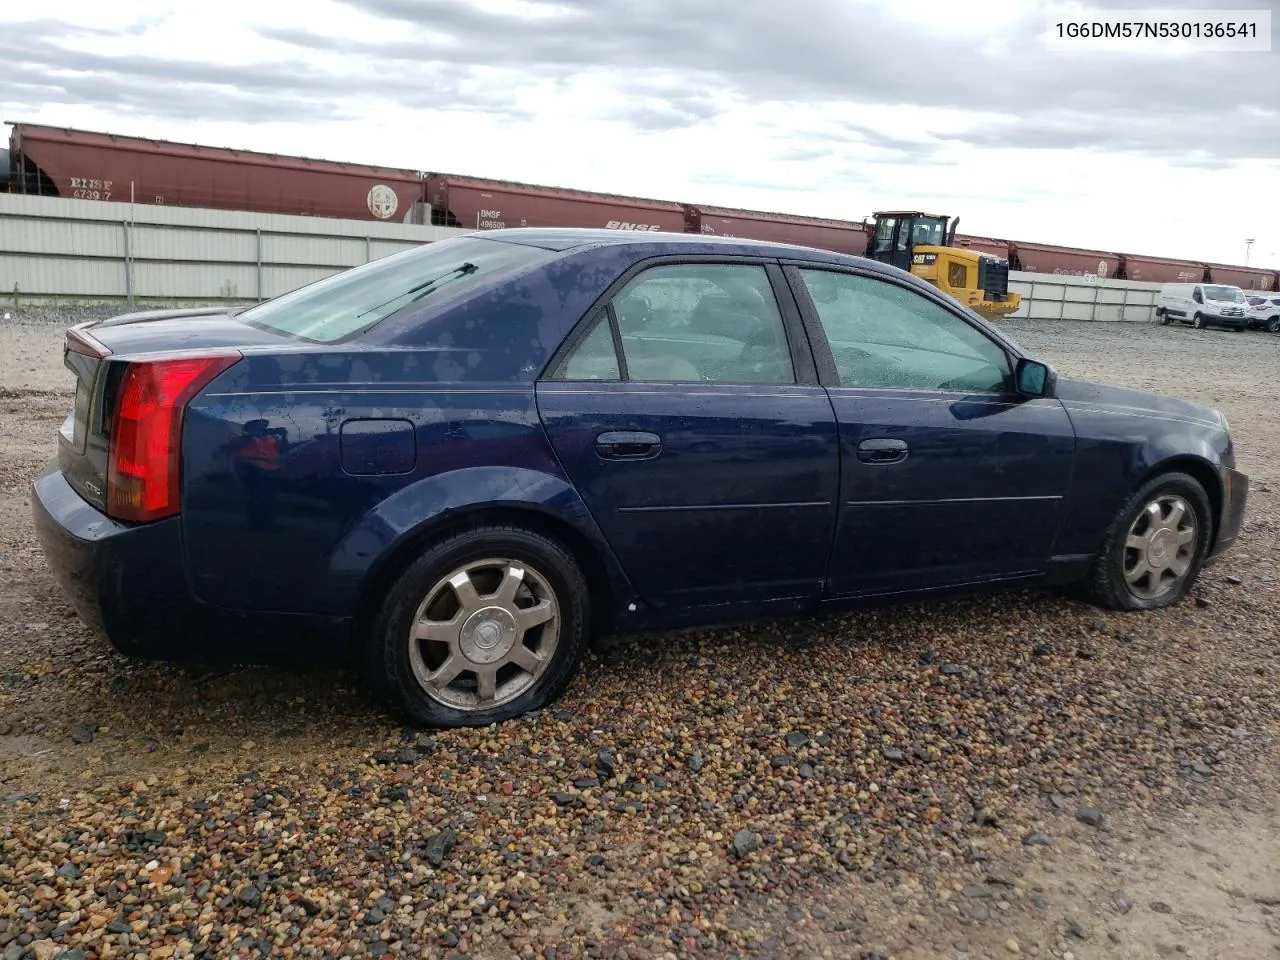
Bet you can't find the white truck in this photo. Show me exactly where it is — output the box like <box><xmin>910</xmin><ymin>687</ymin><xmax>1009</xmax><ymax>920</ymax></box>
<box><xmin>1155</xmin><ymin>283</ymin><xmax>1250</xmax><ymax>331</ymax></box>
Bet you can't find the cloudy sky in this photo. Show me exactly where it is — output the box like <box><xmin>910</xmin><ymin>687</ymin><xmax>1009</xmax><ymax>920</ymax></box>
<box><xmin>2</xmin><ymin>0</ymin><xmax>1277</xmax><ymax>267</ymax></box>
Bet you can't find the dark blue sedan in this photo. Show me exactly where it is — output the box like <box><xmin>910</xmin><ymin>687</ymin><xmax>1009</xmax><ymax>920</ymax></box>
<box><xmin>31</xmin><ymin>228</ymin><xmax>1248</xmax><ymax>727</ymax></box>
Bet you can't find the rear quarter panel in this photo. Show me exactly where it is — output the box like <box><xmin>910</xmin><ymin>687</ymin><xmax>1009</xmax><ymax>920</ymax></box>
<box><xmin>180</xmin><ymin>351</ymin><xmax>634</xmax><ymax>618</ymax></box>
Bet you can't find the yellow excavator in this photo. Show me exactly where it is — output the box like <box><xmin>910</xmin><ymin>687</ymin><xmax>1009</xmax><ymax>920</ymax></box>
<box><xmin>863</xmin><ymin>211</ymin><xmax>1021</xmax><ymax>319</ymax></box>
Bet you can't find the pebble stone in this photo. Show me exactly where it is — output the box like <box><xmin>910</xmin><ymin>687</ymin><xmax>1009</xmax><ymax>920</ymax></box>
<box><xmin>1</xmin><ymin>313</ymin><xmax>1279</xmax><ymax>957</ymax></box>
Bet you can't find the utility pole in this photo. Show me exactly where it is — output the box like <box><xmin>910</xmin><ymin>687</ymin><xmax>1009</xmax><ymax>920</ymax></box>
<box><xmin>1245</xmin><ymin>238</ymin><xmax>1254</xmax><ymax>266</ymax></box>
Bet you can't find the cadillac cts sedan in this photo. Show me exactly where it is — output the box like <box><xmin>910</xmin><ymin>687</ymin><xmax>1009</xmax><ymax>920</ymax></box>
<box><xmin>32</xmin><ymin>228</ymin><xmax>1248</xmax><ymax>728</ymax></box>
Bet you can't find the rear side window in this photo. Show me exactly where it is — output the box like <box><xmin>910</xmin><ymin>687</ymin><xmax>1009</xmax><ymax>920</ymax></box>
<box><xmin>237</xmin><ymin>236</ymin><xmax>545</xmax><ymax>343</ymax></box>
<box><xmin>552</xmin><ymin>262</ymin><xmax>796</xmax><ymax>384</ymax></box>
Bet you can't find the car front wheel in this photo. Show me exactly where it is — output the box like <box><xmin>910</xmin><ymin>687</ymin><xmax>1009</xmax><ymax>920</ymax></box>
<box><xmin>1087</xmin><ymin>471</ymin><xmax>1213</xmax><ymax>611</ymax></box>
<box><xmin>367</xmin><ymin>524</ymin><xmax>590</xmax><ymax>727</ymax></box>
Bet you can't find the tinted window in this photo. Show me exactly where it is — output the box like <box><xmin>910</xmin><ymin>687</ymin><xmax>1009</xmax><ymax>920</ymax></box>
<box><xmin>238</xmin><ymin>236</ymin><xmax>545</xmax><ymax>343</ymax></box>
<box><xmin>798</xmin><ymin>269</ymin><xmax>1012</xmax><ymax>393</ymax></box>
<box><xmin>559</xmin><ymin>313</ymin><xmax>621</xmax><ymax>380</ymax></box>
<box><xmin>554</xmin><ymin>263</ymin><xmax>795</xmax><ymax>384</ymax></box>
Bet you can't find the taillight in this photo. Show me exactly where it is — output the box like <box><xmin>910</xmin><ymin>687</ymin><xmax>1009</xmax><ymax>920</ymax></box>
<box><xmin>106</xmin><ymin>352</ymin><xmax>242</xmax><ymax>523</ymax></box>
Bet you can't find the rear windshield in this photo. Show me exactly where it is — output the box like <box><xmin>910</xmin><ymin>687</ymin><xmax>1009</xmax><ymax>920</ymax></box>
<box><xmin>237</xmin><ymin>235</ymin><xmax>545</xmax><ymax>342</ymax></box>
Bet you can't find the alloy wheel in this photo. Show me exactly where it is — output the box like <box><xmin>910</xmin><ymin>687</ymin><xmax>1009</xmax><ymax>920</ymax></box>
<box><xmin>406</xmin><ymin>557</ymin><xmax>560</xmax><ymax>711</ymax></box>
<box><xmin>1122</xmin><ymin>494</ymin><xmax>1198</xmax><ymax>601</ymax></box>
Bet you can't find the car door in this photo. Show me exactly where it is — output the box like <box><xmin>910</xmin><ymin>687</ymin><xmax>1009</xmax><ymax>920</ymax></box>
<box><xmin>535</xmin><ymin>257</ymin><xmax>840</xmax><ymax>610</ymax></box>
<box><xmin>781</xmin><ymin>262</ymin><xmax>1077</xmax><ymax>598</ymax></box>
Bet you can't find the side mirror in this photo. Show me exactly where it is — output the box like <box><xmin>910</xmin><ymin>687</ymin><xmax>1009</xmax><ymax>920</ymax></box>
<box><xmin>1015</xmin><ymin>357</ymin><xmax>1055</xmax><ymax>397</ymax></box>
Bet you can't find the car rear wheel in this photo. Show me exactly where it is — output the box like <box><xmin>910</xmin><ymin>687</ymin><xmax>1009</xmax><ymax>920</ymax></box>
<box><xmin>1269</xmin><ymin>317</ymin><xmax>1280</xmax><ymax>333</ymax></box>
<box><xmin>1087</xmin><ymin>471</ymin><xmax>1212</xmax><ymax>611</ymax></box>
<box><xmin>367</xmin><ymin>524</ymin><xmax>590</xmax><ymax>727</ymax></box>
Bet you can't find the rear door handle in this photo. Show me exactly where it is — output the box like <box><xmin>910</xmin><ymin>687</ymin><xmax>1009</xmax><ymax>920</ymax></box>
<box><xmin>856</xmin><ymin>438</ymin><xmax>908</xmax><ymax>464</ymax></box>
<box><xmin>596</xmin><ymin>430</ymin><xmax>662</xmax><ymax>460</ymax></box>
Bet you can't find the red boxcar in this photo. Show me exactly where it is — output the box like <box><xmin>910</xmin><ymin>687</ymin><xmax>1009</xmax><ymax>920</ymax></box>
<box><xmin>8</xmin><ymin>123</ymin><xmax>426</xmax><ymax>222</ymax></box>
<box><xmin>683</xmin><ymin>204</ymin><xmax>870</xmax><ymax>256</ymax></box>
<box><xmin>952</xmin><ymin>234</ymin><xmax>1013</xmax><ymax>260</ymax></box>
<box><xmin>1119</xmin><ymin>255</ymin><xmax>1207</xmax><ymax>283</ymax></box>
<box><xmin>1011</xmin><ymin>242</ymin><xmax>1121</xmax><ymax>279</ymax></box>
<box><xmin>424</xmin><ymin>173</ymin><xmax>686</xmax><ymax>233</ymax></box>
<box><xmin>1204</xmin><ymin>263</ymin><xmax>1279</xmax><ymax>291</ymax></box>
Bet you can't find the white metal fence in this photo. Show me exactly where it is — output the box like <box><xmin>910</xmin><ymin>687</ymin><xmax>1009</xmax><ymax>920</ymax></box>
<box><xmin>0</xmin><ymin>193</ymin><xmax>468</xmax><ymax>305</ymax></box>
<box><xmin>1</xmin><ymin>193</ymin><xmax>1164</xmax><ymax>320</ymax></box>
<box><xmin>1007</xmin><ymin>272</ymin><xmax>1161</xmax><ymax>322</ymax></box>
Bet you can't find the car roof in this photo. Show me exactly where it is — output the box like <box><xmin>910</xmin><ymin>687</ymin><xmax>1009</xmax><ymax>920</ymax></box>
<box><xmin>475</xmin><ymin>226</ymin><xmax>874</xmax><ymax>266</ymax></box>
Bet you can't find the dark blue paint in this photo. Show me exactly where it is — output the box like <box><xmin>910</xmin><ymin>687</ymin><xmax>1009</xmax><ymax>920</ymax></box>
<box><xmin>31</xmin><ymin>228</ymin><xmax>1248</xmax><ymax>668</ymax></box>
<box><xmin>822</xmin><ymin>389</ymin><xmax>1077</xmax><ymax>596</ymax></box>
<box><xmin>339</xmin><ymin>419</ymin><xmax>417</xmax><ymax>476</ymax></box>
<box><xmin>536</xmin><ymin>381</ymin><xmax>840</xmax><ymax>606</ymax></box>
<box><xmin>30</xmin><ymin>464</ymin><xmax>350</xmax><ymax>664</ymax></box>
<box><xmin>1048</xmin><ymin>378</ymin><xmax>1236</xmax><ymax>558</ymax></box>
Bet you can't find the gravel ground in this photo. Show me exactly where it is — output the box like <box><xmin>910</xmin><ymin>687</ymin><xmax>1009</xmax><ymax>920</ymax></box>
<box><xmin>2</xmin><ymin>310</ymin><xmax>1279</xmax><ymax>960</ymax></box>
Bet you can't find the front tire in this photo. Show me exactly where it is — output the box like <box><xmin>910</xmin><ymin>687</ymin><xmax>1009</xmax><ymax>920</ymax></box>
<box><xmin>1086</xmin><ymin>471</ymin><xmax>1212</xmax><ymax>611</ymax></box>
<box><xmin>367</xmin><ymin>524</ymin><xmax>591</xmax><ymax>727</ymax></box>
<box><xmin>1192</xmin><ymin>313</ymin><xmax>1204</xmax><ymax>329</ymax></box>
<box><xmin>1268</xmin><ymin>317</ymin><xmax>1280</xmax><ymax>333</ymax></box>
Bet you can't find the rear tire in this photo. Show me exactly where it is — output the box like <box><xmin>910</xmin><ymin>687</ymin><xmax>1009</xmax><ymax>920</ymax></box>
<box><xmin>1268</xmin><ymin>317</ymin><xmax>1280</xmax><ymax>333</ymax></box>
<box><xmin>1086</xmin><ymin>471</ymin><xmax>1213</xmax><ymax>611</ymax></box>
<box><xmin>366</xmin><ymin>524</ymin><xmax>591</xmax><ymax>728</ymax></box>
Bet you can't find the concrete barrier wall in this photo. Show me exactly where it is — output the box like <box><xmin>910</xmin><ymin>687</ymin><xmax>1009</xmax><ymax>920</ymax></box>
<box><xmin>1</xmin><ymin>193</ymin><xmax>1162</xmax><ymax>320</ymax></box>
<box><xmin>0</xmin><ymin>193</ymin><xmax>469</xmax><ymax>305</ymax></box>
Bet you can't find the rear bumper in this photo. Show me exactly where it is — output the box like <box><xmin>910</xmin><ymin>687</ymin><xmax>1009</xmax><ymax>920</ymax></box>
<box><xmin>1207</xmin><ymin>467</ymin><xmax>1248</xmax><ymax>561</ymax></box>
<box><xmin>30</xmin><ymin>461</ymin><xmax>352</xmax><ymax>665</ymax></box>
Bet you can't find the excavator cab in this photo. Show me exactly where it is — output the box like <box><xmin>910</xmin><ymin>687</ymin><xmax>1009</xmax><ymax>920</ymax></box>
<box><xmin>865</xmin><ymin>211</ymin><xmax>1021</xmax><ymax>319</ymax></box>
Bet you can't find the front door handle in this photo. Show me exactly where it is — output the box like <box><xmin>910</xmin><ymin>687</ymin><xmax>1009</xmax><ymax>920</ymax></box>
<box><xmin>856</xmin><ymin>437</ymin><xmax>908</xmax><ymax>464</ymax></box>
<box><xmin>596</xmin><ymin>430</ymin><xmax>662</xmax><ymax>460</ymax></box>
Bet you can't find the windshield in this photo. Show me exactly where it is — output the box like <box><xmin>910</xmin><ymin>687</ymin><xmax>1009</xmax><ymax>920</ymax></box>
<box><xmin>238</xmin><ymin>235</ymin><xmax>545</xmax><ymax>342</ymax></box>
<box><xmin>1204</xmin><ymin>285</ymin><xmax>1244</xmax><ymax>303</ymax></box>
<box><xmin>911</xmin><ymin>218</ymin><xmax>948</xmax><ymax>246</ymax></box>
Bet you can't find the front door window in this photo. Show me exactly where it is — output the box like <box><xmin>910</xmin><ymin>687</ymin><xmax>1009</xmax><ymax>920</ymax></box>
<box><xmin>796</xmin><ymin>268</ymin><xmax>1013</xmax><ymax>394</ymax></box>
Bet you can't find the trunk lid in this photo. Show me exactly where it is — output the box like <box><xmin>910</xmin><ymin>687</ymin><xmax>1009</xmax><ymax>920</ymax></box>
<box><xmin>57</xmin><ymin>307</ymin><xmax>289</xmax><ymax>513</ymax></box>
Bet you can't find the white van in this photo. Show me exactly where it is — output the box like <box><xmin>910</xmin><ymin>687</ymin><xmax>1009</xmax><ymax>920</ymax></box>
<box><xmin>1155</xmin><ymin>283</ymin><xmax>1250</xmax><ymax>330</ymax></box>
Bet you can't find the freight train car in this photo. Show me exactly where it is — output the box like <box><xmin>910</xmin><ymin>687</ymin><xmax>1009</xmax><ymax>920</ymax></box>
<box><xmin>7</xmin><ymin>123</ymin><xmax>427</xmax><ymax>222</ymax></box>
<box><xmin>424</xmin><ymin>173</ymin><xmax>686</xmax><ymax>233</ymax></box>
<box><xmin>1203</xmin><ymin>262</ymin><xmax>1278</xmax><ymax>291</ymax></box>
<box><xmin>6</xmin><ymin>121</ymin><xmax>1277</xmax><ymax>285</ymax></box>
<box><xmin>1117</xmin><ymin>254</ymin><xmax>1207</xmax><ymax>283</ymax></box>
<box><xmin>683</xmin><ymin>204</ymin><xmax>870</xmax><ymax>256</ymax></box>
<box><xmin>1010</xmin><ymin>241</ymin><xmax>1122</xmax><ymax>278</ymax></box>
